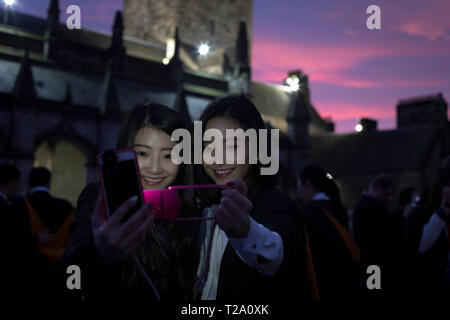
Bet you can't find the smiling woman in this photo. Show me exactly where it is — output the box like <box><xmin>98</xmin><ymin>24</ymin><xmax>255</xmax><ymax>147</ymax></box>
<box><xmin>133</xmin><ymin>127</ymin><xmax>179</xmax><ymax>189</ymax></box>
<box><xmin>62</xmin><ymin>102</ymin><xmax>201</xmax><ymax>301</ymax></box>
<box><xmin>193</xmin><ymin>94</ymin><xmax>310</xmax><ymax>301</ymax></box>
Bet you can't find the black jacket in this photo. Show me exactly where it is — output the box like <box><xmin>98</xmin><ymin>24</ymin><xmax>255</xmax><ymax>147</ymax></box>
<box><xmin>353</xmin><ymin>194</ymin><xmax>407</xmax><ymax>296</ymax></box>
<box><xmin>27</xmin><ymin>190</ymin><xmax>73</xmax><ymax>232</ymax></box>
<box><xmin>61</xmin><ymin>183</ymin><xmax>161</xmax><ymax>301</ymax></box>
<box><xmin>403</xmin><ymin>205</ymin><xmax>449</xmax><ymax>296</ymax></box>
<box><xmin>61</xmin><ymin>183</ymin><xmax>190</xmax><ymax>302</ymax></box>
<box><xmin>353</xmin><ymin>195</ymin><xmax>397</xmax><ymax>270</ymax></box>
<box><xmin>303</xmin><ymin>199</ymin><xmax>360</xmax><ymax>300</ymax></box>
<box><xmin>3</xmin><ymin>195</ymin><xmax>57</xmax><ymax>301</ymax></box>
<box><xmin>216</xmin><ymin>188</ymin><xmax>310</xmax><ymax>301</ymax></box>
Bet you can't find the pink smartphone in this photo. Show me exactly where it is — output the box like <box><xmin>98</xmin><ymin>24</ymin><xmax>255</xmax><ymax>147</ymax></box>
<box><xmin>97</xmin><ymin>148</ymin><xmax>144</xmax><ymax>222</ymax></box>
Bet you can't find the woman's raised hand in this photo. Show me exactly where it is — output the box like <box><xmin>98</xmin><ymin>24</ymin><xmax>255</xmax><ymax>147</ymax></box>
<box><xmin>212</xmin><ymin>178</ymin><xmax>253</xmax><ymax>238</ymax></box>
<box><xmin>91</xmin><ymin>192</ymin><xmax>154</xmax><ymax>264</ymax></box>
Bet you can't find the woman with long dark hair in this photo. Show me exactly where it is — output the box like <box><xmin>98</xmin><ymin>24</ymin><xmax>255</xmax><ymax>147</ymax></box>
<box><xmin>298</xmin><ymin>165</ymin><xmax>348</xmax><ymax>229</ymax></box>
<box><xmin>62</xmin><ymin>103</ymin><xmax>200</xmax><ymax>301</ymax></box>
<box><xmin>193</xmin><ymin>94</ymin><xmax>309</xmax><ymax>300</ymax></box>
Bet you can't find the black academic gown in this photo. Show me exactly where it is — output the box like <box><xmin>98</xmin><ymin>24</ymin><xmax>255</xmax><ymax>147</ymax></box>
<box><xmin>2</xmin><ymin>194</ymin><xmax>46</xmax><ymax>301</ymax></box>
<box><xmin>353</xmin><ymin>194</ymin><xmax>407</xmax><ymax>297</ymax></box>
<box><xmin>27</xmin><ymin>190</ymin><xmax>73</xmax><ymax>232</ymax></box>
<box><xmin>303</xmin><ymin>199</ymin><xmax>360</xmax><ymax>300</ymax></box>
<box><xmin>353</xmin><ymin>195</ymin><xmax>392</xmax><ymax>268</ymax></box>
<box><xmin>0</xmin><ymin>196</ymin><xmax>16</xmax><ymax>295</ymax></box>
<box><xmin>215</xmin><ymin>188</ymin><xmax>310</xmax><ymax>301</ymax></box>
<box><xmin>61</xmin><ymin>183</ymin><xmax>171</xmax><ymax>302</ymax></box>
<box><xmin>403</xmin><ymin>205</ymin><xmax>449</xmax><ymax>298</ymax></box>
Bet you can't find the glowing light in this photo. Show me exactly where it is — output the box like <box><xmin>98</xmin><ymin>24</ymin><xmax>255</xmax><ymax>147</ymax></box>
<box><xmin>4</xmin><ymin>0</ymin><xmax>15</xmax><ymax>6</ymax></box>
<box><xmin>162</xmin><ymin>57</ymin><xmax>169</xmax><ymax>65</ymax></box>
<box><xmin>355</xmin><ymin>123</ymin><xmax>363</xmax><ymax>132</ymax></box>
<box><xmin>198</xmin><ymin>43</ymin><xmax>210</xmax><ymax>56</ymax></box>
<box><xmin>285</xmin><ymin>76</ymin><xmax>300</xmax><ymax>91</ymax></box>
<box><xmin>326</xmin><ymin>173</ymin><xmax>333</xmax><ymax>180</ymax></box>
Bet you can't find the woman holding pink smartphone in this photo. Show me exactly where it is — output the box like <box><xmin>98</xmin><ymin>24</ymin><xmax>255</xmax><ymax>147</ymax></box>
<box><xmin>62</xmin><ymin>103</ymin><xmax>200</xmax><ymax>301</ymax></box>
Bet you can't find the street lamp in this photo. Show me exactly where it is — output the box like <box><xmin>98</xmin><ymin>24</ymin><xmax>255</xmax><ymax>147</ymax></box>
<box><xmin>4</xmin><ymin>0</ymin><xmax>15</xmax><ymax>5</ymax></box>
<box><xmin>355</xmin><ymin>123</ymin><xmax>363</xmax><ymax>132</ymax></box>
<box><xmin>198</xmin><ymin>43</ymin><xmax>210</xmax><ymax>56</ymax></box>
<box><xmin>285</xmin><ymin>76</ymin><xmax>300</xmax><ymax>91</ymax></box>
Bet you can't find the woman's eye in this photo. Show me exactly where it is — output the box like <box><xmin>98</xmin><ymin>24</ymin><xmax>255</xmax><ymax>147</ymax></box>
<box><xmin>163</xmin><ymin>153</ymin><xmax>172</xmax><ymax>159</ymax></box>
<box><xmin>136</xmin><ymin>150</ymin><xmax>147</xmax><ymax>157</ymax></box>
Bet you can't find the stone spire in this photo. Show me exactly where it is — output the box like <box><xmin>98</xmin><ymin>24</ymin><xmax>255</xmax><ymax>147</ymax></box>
<box><xmin>287</xmin><ymin>91</ymin><xmax>309</xmax><ymax>129</ymax></box>
<box><xmin>98</xmin><ymin>61</ymin><xmax>121</xmax><ymax>118</ymax></box>
<box><xmin>167</xmin><ymin>26</ymin><xmax>181</xmax><ymax>66</ymax></box>
<box><xmin>13</xmin><ymin>50</ymin><xmax>37</xmax><ymax>103</ymax></box>
<box><xmin>286</xmin><ymin>73</ymin><xmax>311</xmax><ymax>178</ymax></box>
<box><xmin>222</xmin><ymin>52</ymin><xmax>231</xmax><ymax>75</ymax></box>
<box><xmin>44</xmin><ymin>0</ymin><xmax>61</xmax><ymax>59</ymax></box>
<box><xmin>287</xmin><ymin>74</ymin><xmax>310</xmax><ymax>147</ymax></box>
<box><xmin>173</xmin><ymin>84</ymin><xmax>191</xmax><ymax>126</ymax></box>
<box><xmin>228</xmin><ymin>21</ymin><xmax>250</xmax><ymax>94</ymax></box>
<box><xmin>168</xmin><ymin>26</ymin><xmax>184</xmax><ymax>87</ymax></box>
<box><xmin>47</xmin><ymin>0</ymin><xmax>60</xmax><ymax>32</ymax></box>
<box><xmin>234</xmin><ymin>21</ymin><xmax>250</xmax><ymax>77</ymax></box>
<box><xmin>110</xmin><ymin>11</ymin><xmax>125</xmax><ymax>72</ymax></box>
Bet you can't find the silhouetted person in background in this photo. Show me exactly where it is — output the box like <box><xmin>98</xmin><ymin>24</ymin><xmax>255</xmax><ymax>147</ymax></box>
<box><xmin>0</xmin><ymin>164</ymin><xmax>50</xmax><ymax>300</ymax></box>
<box><xmin>0</xmin><ymin>163</ymin><xmax>20</xmax><ymax>214</ymax></box>
<box><xmin>404</xmin><ymin>168</ymin><xmax>450</xmax><ymax>299</ymax></box>
<box><xmin>7</xmin><ymin>167</ymin><xmax>74</xmax><ymax>301</ymax></box>
<box><xmin>326</xmin><ymin>176</ymin><xmax>349</xmax><ymax>230</ymax></box>
<box><xmin>353</xmin><ymin>176</ymin><xmax>401</xmax><ymax>295</ymax></box>
<box><xmin>26</xmin><ymin>167</ymin><xmax>74</xmax><ymax>234</ymax></box>
<box><xmin>298</xmin><ymin>164</ymin><xmax>360</xmax><ymax>300</ymax></box>
<box><xmin>25</xmin><ymin>167</ymin><xmax>75</xmax><ymax>296</ymax></box>
<box><xmin>396</xmin><ymin>187</ymin><xmax>419</xmax><ymax>220</ymax></box>
<box><xmin>0</xmin><ymin>164</ymin><xmax>21</xmax><ymax>296</ymax></box>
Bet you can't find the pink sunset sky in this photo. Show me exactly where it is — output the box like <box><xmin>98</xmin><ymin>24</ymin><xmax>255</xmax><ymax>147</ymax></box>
<box><xmin>11</xmin><ymin>0</ymin><xmax>450</xmax><ymax>132</ymax></box>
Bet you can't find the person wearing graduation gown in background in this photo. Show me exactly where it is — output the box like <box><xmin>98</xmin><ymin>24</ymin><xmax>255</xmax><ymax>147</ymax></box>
<box><xmin>298</xmin><ymin>164</ymin><xmax>360</xmax><ymax>300</ymax></box>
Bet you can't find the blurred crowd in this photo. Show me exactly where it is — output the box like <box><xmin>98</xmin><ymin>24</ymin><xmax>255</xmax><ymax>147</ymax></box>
<box><xmin>0</xmin><ymin>157</ymin><xmax>448</xmax><ymax>301</ymax></box>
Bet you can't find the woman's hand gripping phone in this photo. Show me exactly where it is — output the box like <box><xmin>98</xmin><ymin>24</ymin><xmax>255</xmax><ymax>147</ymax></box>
<box><xmin>91</xmin><ymin>191</ymin><xmax>154</xmax><ymax>264</ymax></box>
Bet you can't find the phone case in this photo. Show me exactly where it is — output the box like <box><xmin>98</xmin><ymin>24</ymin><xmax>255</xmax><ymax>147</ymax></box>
<box><xmin>96</xmin><ymin>148</ymin><xmax>144</xmax><ymax>218</ymax></box>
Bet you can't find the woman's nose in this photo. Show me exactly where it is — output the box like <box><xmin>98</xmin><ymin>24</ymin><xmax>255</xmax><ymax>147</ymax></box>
<box><xmin>145</xmin><ymin>156</ymin><xmax>162</xmax><ymax>174</ymax></box>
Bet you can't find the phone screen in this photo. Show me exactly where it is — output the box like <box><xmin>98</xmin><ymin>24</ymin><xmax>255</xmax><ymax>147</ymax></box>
<box><xmin>100</xmin><ymin>150</ymin><xmax>142</xmax><ymax>222</ymax></box>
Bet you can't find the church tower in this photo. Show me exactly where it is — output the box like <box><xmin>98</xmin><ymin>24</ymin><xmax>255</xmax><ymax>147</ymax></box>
<box><xmin>123</xmin><ymin>0</ymin><xmax>253</xmax><ymax>74</ymax></box>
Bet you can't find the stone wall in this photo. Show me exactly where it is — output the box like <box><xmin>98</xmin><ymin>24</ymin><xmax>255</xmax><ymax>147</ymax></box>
<box><xmin>0</xmin><ymin>103</ymin><xmax>120</xmax><ymax>206</ymax></box>
<box><xmin>124</xmin><ymin>0</ymin><xmax>253</xmax><ymax>68</ymax></box>
<box><xmin>397</xmin><ymin>96</ymin><xmax>448</xmax><ymax>127</ymax></box>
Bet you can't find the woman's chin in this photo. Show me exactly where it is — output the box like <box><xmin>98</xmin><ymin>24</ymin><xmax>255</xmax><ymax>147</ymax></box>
<box><xmin>142</xmin><ymin>181</ymin><xmax>170</xmax><ymax>190</ymax></box>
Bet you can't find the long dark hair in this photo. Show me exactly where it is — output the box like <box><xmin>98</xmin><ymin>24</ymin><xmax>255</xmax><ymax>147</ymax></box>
<box><xmin>116</xmin><ymin>102</ymin><xmax>199</xmax><ymax>299</ymax></box>
<box><xmin>299</xmin><ymin>164</ymin><xmax>329</xmax><ymax>194</ymax></box>
<box><xmin>299</xmin><ymin>164</ymin><xmax>348</xmax><ymax>227</ymax></box>
<box><xmin>196</xmin><ymin>94</ymin><xmax>278</xmax><ymax>206</ymax></box>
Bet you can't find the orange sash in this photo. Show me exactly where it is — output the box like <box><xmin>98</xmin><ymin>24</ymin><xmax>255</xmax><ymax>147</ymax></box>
<box><xmin>24</xmin><ymin>197</ymin><xmax>74</xmax><ymax>263</ymax></box>
<box><xmin>300</xmin><ymin>205</ymin><xmax>361</xmax><ymax>301</ymax></box>
<box><xmin>303</xmin><ymin>222</ymin><xmax>320</xmax><ymax>301</ymax></box>
<box><xmin>322</xmin><ymin>209</ymin><xmax>361</xmax><ymax>263</ymax></box>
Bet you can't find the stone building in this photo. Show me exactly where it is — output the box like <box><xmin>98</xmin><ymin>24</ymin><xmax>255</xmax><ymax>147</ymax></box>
<box><xmin>0</xmin><ymin>0</ymin><xmax>332</xmax><ymax>205</ymax></box>
<box><xmin>124</xmin><ymin>0</ymin><xmax>253</xmax><ymax>75</ymax></box>
<box><xmin>311</xmin><ymin>93</ymin><xmax>449</xmax><ymax>211</ymax></box>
